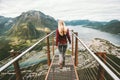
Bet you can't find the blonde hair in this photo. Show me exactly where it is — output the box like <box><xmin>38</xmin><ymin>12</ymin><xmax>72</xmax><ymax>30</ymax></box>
<box><xmin>58</xmin><ymin>20</ymin><xmax>67</xmax><ymax>36</ymax></box>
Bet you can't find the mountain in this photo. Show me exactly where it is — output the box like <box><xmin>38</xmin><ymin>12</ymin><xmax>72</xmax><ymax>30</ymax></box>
<box><xmin>65</xmin><ymin>20</ymin><xmax>107</xmax><ymax>26</ymax></box>
<box><xmin>65</xmin><ymin>20</ymin><xmax>90</xmax><ymax>26</ymax></box>
<box><xmin>101</xmin><ymin>20</ymin><xmax>120</xmax><ymax>34</ymax></box>
<box><xmin>0</xmin><ymin>38</ymin><xmax>11</xmax><ymax>60</ymax></box>
<box><xmin>65</xmin><ymin>19</ymin><xmax>120</xmax><ymax>34</ymax></box>
<box><xmin>65</xmin><ymin>20</ymin><xmax>107</xmax><ymax>30</ymax></box>
<box><xmin>8</xmin><ymin>22</ymin><xmax>41</xmax><ymax>39</ymax></box>
<box><xmin>82</xmin><ymin>21</ymin><xmax>104</xmax><ymax>29</ymax></box>
<box><xmin>7</xmin><ymin>10</ymin><xmax>57</xmax><ymax>39</ymax></box>
<box><xmin>0</xmin><ymin>16</ymin><xmax>14</xmax><ymax>35</ymax></box>
<box><xmin>84</xmin><ymin>20</ymin><xmax>120</xmax><ymax>34</ymax></box>
<box><xmin>0</xmin><ymin>10</ymin><xmax>58</xmax><ymax>60</ymax></box>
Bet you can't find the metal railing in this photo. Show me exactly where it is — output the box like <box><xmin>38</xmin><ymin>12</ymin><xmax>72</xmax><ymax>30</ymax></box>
<box><xmin>0</xmin><ymin>30</ymin><xmax>55</xmax><ymax>72</ymax></box>
<box><xmin>0</xmin><ymin>29</ymin><xmax>120</xmax><ymax>80</ymax></box>
<box><xmin>71</xmin><ymin>31</ymin><xmax>120</xmax><ymax>80</ymax></box>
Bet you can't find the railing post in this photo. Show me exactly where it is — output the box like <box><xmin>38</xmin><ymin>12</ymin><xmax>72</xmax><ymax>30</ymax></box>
<box><xmin>96</xmin><ymin>52</ymin><xmax>106</xmax><ymax>80</ymax></box>
<box><xmin>47</xmin><ymin>33</ymin><xmax>51</xmax><ymax>66</ymax></box>
<box><xmin>52</xmin><ymin>33</ymin><xmax>54</xmax><ymax>55</ymax></box>
<box><xmin>74</xmin><ymin>32</ymin><xmax>78</xmax><ymax>66</ymax></box>
<box><xmin>71</xmin><ymin>30</ymin><xmax>74</xmax><ymax>56</ymax></box>
<box><xmin>10</xmin><ymin>50</ymin><xmax>22</xmax><ymax>80</ymax></box>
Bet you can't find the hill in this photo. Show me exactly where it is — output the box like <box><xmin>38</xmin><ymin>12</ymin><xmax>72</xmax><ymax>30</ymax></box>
<box><xmin>101</xmin><ymin>20</ymin><xmax>120</xmax><ymax>34</ymax></box>
<box><xmin>65</xmin><ymin>20</ymin><xmax>106</xmax><ymax>26</ymax></box>
<box><xmin>65</xmin><ymin>19</ymin><xmax>120</xmax><ymax>34</ymax></box>
<box><xmin>7</xmin><ymin>10</ymin><xmax>57</xmax><ymax>39</ymax></box>
<box><xmin>65</xmin><ymin>20</ymin><xmax>90</xmax><ymax>26</ymax></box>
<box><xmin>0</xmin><ymin>16</ymin><xmax>14</xmax><ymax>35</ymax></box>
<box><xmin>0</xmin><ymin>10</ymin><xmax>57</xmax><ymax>60</ymax></box>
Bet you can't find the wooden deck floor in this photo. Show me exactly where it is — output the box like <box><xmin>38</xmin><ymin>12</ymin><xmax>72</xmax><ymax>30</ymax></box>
<box><xmin>45</xmin><ymin>55</ymin><xmax>79</xmax><ymax>80</ymax></box>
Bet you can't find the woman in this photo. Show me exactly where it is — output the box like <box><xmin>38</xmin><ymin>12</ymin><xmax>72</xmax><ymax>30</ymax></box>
<box><xmin>56</xmin><ymin>20</ymin><xmax>71</xmax><ymax>69</ymax></box>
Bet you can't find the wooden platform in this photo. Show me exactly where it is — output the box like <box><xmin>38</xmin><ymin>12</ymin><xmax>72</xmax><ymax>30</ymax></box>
<box><xmin>45</xmin><ymin>55</ymin><xmax>79</xmax><ymax>80</ymax></box>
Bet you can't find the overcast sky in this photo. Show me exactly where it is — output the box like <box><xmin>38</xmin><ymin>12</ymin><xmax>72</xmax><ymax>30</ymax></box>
<box><xmin>0</xmin><ymin>0</ymin><xmax>120</xmax><ymax>21</ymax></box>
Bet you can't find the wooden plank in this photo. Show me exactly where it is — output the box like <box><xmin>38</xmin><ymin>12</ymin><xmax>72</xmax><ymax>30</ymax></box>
<box><xmin>45</xmin><ymin>55</ymin><xmax>79</xmax><ymax>80</ymax></box>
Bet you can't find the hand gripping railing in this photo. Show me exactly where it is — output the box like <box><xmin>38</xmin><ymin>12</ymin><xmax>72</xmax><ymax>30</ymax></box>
<box><xmin>0</xmin><ymin>30</ymin><xmax>55</xmax><ymax>72</ymax></box>
<box><xmin>71</xmin><ymin>31</ymin><xmax>120</xmax><ymax>80</ymax></box>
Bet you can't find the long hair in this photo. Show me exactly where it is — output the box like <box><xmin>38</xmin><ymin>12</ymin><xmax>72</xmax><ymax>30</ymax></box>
<box><xmin>58</xmin><ymin>20</ymin><xmax>67</xmax><ymax>36</ymax></box>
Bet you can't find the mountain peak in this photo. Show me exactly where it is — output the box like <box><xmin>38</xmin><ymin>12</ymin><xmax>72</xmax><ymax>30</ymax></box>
<box><xmin>21</xmin><ymin>10</ymin><xmax>45</xmax><ymax>17</ymax></box>
<box><xmin>7</xmin><ymin>10</ymin><xmax>57</xmax><ymax>39</ymax></box>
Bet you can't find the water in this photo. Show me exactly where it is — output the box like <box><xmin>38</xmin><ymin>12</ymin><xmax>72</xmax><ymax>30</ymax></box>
<box><xmin>8</xmin><ymin>51</ymin><xmax>47</xmax><ymax>70</ymax></box>
<box><xmin>68</xmin><ymin>25</ymin><xmax>120</xmax><ymax>46</ymax></box>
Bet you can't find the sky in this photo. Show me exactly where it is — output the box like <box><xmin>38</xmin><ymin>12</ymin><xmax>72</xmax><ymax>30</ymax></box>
<box><xmin>0</xmin><ymin>0</ymin><xmax>120</xmax><ymax>21</ymax></box>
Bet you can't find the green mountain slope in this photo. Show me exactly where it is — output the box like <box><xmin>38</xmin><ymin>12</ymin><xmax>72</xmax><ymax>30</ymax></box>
<box><xmin>0</xmin><ymin>16</ymin><xmax>14</xmax><ymax>35</ymax></box>
<box><xmin>8</xmin><ymin>22</ymin><xmax>41</xmax><ymax>39</ymax></box>
<box><xmin>0</xmin><ymin>10</ymin><xmax>57</xmax><ymax>60</ymax></box>
<box><xmin>7</xmin><ymin>10</ymin><xmax>57</xmax><ymax>39</ymax></box>
<box><xmin>101</xmin><ymin>20</ymin><xmax>120</xmax><ymax>34</ymax></box>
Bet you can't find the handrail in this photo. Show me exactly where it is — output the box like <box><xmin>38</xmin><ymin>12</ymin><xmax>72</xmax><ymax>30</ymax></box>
<box><xmin>71</xmin><ymin>31</ymin><xmax>120</xmax><ymax>80</ymax></box>
<box><xmin>0</xmin><ymin>30</ymin><xmax>55</xmax><ymax>72</ymax></box>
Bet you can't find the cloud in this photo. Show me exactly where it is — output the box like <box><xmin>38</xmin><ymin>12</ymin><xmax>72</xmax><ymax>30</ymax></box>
<box><xmin>0</xmin><ymin>0</ymin><xmax>120</xmax><ymax>21</ymax></box>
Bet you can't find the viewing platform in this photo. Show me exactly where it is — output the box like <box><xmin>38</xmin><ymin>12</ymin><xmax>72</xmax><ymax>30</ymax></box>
<box><xmin>45</xmin><ymin>55</ymin><xmax>79</xmax><ymax>80</ymax></box>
